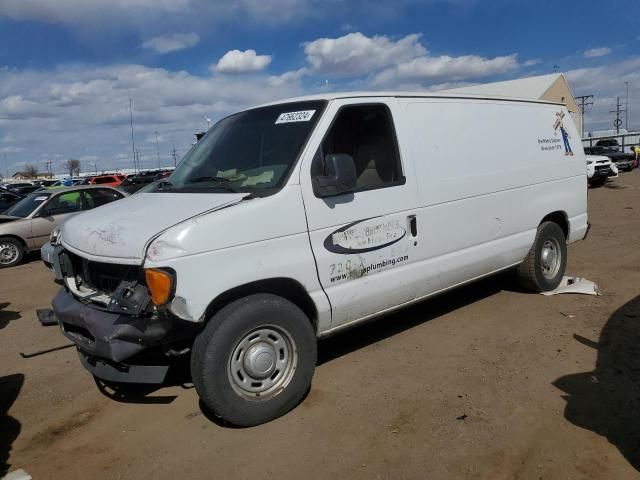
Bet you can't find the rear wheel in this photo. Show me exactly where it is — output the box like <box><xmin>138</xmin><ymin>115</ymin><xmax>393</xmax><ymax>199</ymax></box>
<box><xmin>191</xmin><ymin>293</ymin><xmax>317</xmax><ymax>427</ymax></box>
<box><xmin>517</xmin><ymin>221</ymin><xmax>567</xmax><ymax>292</ymax></box>
<box><xmin>0</xmin><ymin>237</ymin><xmax>24</xmax><ymax>268</ymax></box>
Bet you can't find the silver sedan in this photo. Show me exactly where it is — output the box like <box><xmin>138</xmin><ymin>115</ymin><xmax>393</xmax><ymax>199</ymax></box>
<box><xmin>0</xmin><ymin>186</ymin><xmax>126</xmax><ymax>268</ymax></box>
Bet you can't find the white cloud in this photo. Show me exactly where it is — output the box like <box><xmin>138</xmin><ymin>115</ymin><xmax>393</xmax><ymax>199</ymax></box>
<box><xmin>371</xmin><ymin>53</ymin><xmax>519</xmax><ymax>86</ymax></box>
<box><xmin>268</xmin><ymin>68</ymin><xmax>308</xmax><ymax>87</ymax></box>
<box><xmin>523</xmin><ymin>58</ymin><xmax>542</xmax><ymax>67</ymax></box>
<box><xmin>212</xmin><ymin>49</ymin><xmax>272</xmax><ymax>74</ymax></box>
<box><xmin>565</xmin><ymin>57</ymin><xmax>640</xmax><ymax>132</ymax></box>
<box><xmin>583</xmin><ymin>47</ymin><xmax>612</xmax><ymax>58</ymax></box>
<box><xmin>0</xmin><ymin>146</ymin><xmax>24</xmax><ymax>154</ymax></box>
<box><xmin>0</xmin><ymin>63</ymin><xmax>300</xmax><ymax>174</ymax></box>
<box><xmin>303</xmin><ymin>32</ymin><xmax>427</xmax><ymax>77</ymax></box>
<box><xmin>0</xmin><ymin>0</ymin><xmax>311</xmax><ymax>27</ymax></box>
<box><xmin>0</xmin><ymin>0</ymin><xmax>191</xmax><ymax>24</ymax></box>
<box><xmin>279</xmin><ymin>32</ymin><xmax>519</xmax><ymax>88</ymax></box>
<box><xmin>142</xmin><ymin>33</ymin><xmax>199</xmax><ymax>54</ymax></box>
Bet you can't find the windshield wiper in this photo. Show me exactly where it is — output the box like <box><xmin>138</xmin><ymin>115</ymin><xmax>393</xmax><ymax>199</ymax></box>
<box><xmin>189</xmin><ymin>176</ymin><xmax>232</xmax><ymax>183</ymax></box>
<box><xmin>187</xmin><ymin>175</ymin><xmax>241</xmax><ymax>193</ymax></box>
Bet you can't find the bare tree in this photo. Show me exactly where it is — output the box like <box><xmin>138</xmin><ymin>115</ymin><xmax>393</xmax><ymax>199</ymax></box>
<box><xmin>65</xmin><ymin>159</ymin><xmax>80</xmax><ymax>177</ymax></box>
<box><xmin>24</xmin><ymin>163</ymin><xmax>38</xmax><ymax>178</ymax></box>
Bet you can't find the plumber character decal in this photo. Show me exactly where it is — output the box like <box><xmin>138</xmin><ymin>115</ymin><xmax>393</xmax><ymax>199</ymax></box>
<box><xmin>554</xmin><ymin>111</ymin><xmax>573</xmax><ymax>156</ymax></box>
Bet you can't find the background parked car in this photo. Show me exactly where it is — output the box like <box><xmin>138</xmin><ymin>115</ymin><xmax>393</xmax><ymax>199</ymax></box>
<box><xmin>0</xmin><ymin>190</ymin><xmax>22</xmax><ymax>213</ymax></box>
<box><xmin>10</xmin><ymin>185</ymin><xmax>42</xmax><ymax>196</ymax></box>
<box><xmin>89</xmin><ymin>174</ymin><xmax>124</xmax><ymax>187</ymax></box>
<box><xmin>586</xmin><ymin>155</ymin><xmax>618</xmax><ymax>187</ymax></box>
<box><xmin>584</xmin><ymin>146</ymin><xmax>635</xmax><ymax>171</ymax></box>
<box><xmin>118</xmin><ymin>172</ymin><xmax>158</xmax><ymax>193</ymax></box>
<box><xmin>0</xmin><ymin>186</ymin><xmax>126</xmax><ymax>268</ymax></box>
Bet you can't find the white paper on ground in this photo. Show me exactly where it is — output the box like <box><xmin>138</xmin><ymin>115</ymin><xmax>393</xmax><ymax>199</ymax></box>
<box><xmin>1</xmin><ymin>469</ymin><xmax>32</xmax><ymax>480</ymax></box>
<box><xmin>541</xmin><ymin>276</ymin><xmax>600</xmax><ymax>296</ymax></box>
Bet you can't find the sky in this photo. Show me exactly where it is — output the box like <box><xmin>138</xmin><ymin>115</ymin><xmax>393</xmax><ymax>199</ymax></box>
<box><xmin>0</xmin><ymin>0</ymin><xmax>639</xmax><ymax>176</ymax></box>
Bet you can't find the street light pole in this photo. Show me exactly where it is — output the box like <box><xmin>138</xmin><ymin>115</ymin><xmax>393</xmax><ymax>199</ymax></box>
<box><xmin>155</xmin><ymin>131</ymin><xmax>160</xmax><ymax>169</ymax></box>
<box><xmin>625</xmin><ymin>81</ymin><xmax>629</xmax><ymax>130</ymax></box>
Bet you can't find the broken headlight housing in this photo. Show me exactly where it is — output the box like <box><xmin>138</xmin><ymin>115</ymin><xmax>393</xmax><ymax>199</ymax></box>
<box><xmin>50</xmin><ymin>227</ymin><xmax>62</xmax><ymax>245</ymax></box>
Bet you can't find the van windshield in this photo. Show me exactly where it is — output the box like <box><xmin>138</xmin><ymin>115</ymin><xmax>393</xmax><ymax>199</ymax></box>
<box><xmin>158</xmin><ymin>100</ymin><xmax>326</xmax><ymax>195</ymax></box>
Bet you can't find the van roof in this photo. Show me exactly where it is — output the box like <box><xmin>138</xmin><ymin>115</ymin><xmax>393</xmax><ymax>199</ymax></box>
<box><xmin>257</xmin><ymin>91</ymin><xmax>564</xmax><ymax>109</ymax></box>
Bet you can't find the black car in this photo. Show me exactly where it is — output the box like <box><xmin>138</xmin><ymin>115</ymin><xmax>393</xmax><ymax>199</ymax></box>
<box><xmin>595</xmin><ymin>139</ymin><xmax>620</xmax><ymax>149</ymax></box>
<box><xmin>118</xmin><ymin>173</ymin><xmax>158</xmax><ymax>194</ymax></box>
<box><xmin>584</xmin><ymin>146</ymin><xmax>635</xmax><ymax>171</ymax></box>
<box><xmin>10</xmin><ymin>185</ymin><xmax>43</xmax><ymax>196</ymax></box>
<box><xmin>0</xmin><ymin>190</ymin><xmax>22</xmax><ymax>213</ymax></box>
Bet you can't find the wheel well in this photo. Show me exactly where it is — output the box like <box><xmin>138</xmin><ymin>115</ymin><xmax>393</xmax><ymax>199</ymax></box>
<box><xmin>203</xmin><ymin>278</ymin><xmax>318</xmax><ymax>332</ymax></box>
<box><xmin>0</xmin><ymin>234</ymin><xmax>27</xmax><ymax>250</ymax></box>
<box><xmin>541</xmin><ymin>211</ymin><xmax>569</xmax><ymax>239</ymax></box>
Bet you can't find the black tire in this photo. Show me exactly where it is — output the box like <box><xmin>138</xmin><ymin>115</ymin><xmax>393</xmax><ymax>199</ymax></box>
<box><xmin>191</xmin><ymin>293</ymin><xmax>317</xmax><ymax>427</ymax></box>
<box><xmin>0</xmin><ymin>237</ymin><xmax>25</xmax><ymax>268</ymax></box>
<box><xmin>517</xmin><ymin>221</ymin><xmax>567</xmax><ymax>292</ymax></box>
<box><xmin>588</xmin><ymin>177</ymin><xmax>606</xmax><ymax>187</ymax></box>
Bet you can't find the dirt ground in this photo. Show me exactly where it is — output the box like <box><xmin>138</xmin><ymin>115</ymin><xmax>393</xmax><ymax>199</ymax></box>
<box><xmin>2</xmin><ymin>172</ymin><xmax>640</xmax><ymax>480</ymax></box>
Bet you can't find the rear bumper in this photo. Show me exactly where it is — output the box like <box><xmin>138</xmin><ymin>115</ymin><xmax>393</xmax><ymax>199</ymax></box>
<box><xmin>52</xmin><ymin>288</ymin><xmax>194</xmax><ymax>383</ymax></box>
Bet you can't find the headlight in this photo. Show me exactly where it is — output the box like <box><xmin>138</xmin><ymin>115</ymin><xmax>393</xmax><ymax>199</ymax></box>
<box><xmin>50</xmin><ymin>227</ymin><xmax>62</xmax><ymax>245</ymax></box>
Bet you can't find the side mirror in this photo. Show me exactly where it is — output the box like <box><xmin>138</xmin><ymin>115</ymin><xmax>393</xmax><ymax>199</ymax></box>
<box><xmin>313</xmin><ymin>154</ymin><xmax>357</xmax><ymax>198</ymax></box>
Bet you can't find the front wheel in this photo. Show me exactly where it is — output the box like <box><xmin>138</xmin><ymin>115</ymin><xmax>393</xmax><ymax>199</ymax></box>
<box><xmin>517</xmin><ymin>221</ymin><xmax>567</xmax><ymax>292</ymax></box>
<box><xmin>588</xmin><ymin>177</ymin><xmax>606</xmax><ymax>187</ymax></box>
<box><xmin>0</xmin><ymin>237</ymin><xmax>24</xmax><ymax>268</ymax></box>
<box><xmin>191</xmin><ymin>293</ymin><xmax>317</xmax><ymax>427</ymax></box>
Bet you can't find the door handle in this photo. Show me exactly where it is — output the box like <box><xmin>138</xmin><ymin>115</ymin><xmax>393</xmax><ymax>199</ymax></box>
<box><xmin>408</xmin><ymin>215</ymin><xmax>417</xmax><ymax>237</ymax></box>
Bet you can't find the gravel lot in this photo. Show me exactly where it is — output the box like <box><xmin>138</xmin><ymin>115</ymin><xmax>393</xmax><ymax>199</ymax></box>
<box><xmin>2</xmin><ymin>172</ymin><xmax>640</xmax><ymax>479</ymax></box>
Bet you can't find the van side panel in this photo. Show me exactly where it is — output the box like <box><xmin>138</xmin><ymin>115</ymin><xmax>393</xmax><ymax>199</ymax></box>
<box><xmin>395</xmin><ymin>99</ymin><xmax>586</xmax><ymax>296</ymax></box>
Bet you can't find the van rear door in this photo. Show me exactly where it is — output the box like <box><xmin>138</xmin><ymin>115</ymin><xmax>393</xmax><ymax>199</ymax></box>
<box><xmin>300</xmin><ymin>99</ymin><xmax>420</xmax><ymax>328</ymax></box>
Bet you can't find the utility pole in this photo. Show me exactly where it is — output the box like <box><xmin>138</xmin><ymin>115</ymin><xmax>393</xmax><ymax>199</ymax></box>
<box><xmin>129</xmin><ymin>98</ymin><xmax>137</xmax><ymax>173</ymax></box>
<box><xmin>3</xmin><ymin>154</ymin><xmax>8</xmax><ymax>179</ymax></box>
<box><xmin>625</xmin><ymin>81</ymin><xmax>629</xmax><ymax>130</ymax></box>
<box><xmin>576</xmin><ymin>94</ymin><xmax>593</xmax><ymax>139</ymax></box>
<box><xmin>44</xmin><ymin>159</ymin><xmax>54</xmax><ymax>178</ymax></box>
<box><xmin>155</xmin><ymin>131</ymin><xmax>161</xmax><ymax>169</ymax></box>
<box><xmin>172</xmin><ymin>147</ymin><xmax>178</xmax><ymax>167</ymax></box>
<box><xmin>610</xmin><ymin>96</ymin><xmax>626</xmax><ymax>134</ymax></box>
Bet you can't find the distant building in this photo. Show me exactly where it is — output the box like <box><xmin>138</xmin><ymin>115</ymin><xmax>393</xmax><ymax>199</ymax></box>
<box><xmin>441</xmin><ymin>73</ymin><xmax>582</xmax><ymax>135</ymax></box>
<box><xmin>12</xmin><ymin>171</ymin><xmax>51</xmax><ymax>180</ymax></box>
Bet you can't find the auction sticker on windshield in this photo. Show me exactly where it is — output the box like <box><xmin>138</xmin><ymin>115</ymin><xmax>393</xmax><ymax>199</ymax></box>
<box><xmin>275</xmin><ymin>110</ymin><xmax>316</xmax><ymax>124</ymax></box>
<box><xmin>34</xmin><ymin>196</ymin><xmax>48</xmax><ymax>201</ymax></box>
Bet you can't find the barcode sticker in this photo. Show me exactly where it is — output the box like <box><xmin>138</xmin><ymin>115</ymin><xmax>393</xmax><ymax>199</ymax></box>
<box><xmin>275</xmin><ymin>110</ymin><xmax>316</xmax><ymax>124</ymax></box>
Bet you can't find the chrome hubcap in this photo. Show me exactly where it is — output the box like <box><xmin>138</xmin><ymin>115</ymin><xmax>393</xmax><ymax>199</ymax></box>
<box><xmin>228</xmin><ymin>326</ymin><xmax>297</xmax><ymax>399</ymax></box>
<box><xmin>541</xmin><ymin>238</ymin><xmax>561</xmax><ymax>279</ymax></box>
<box><xmin>0</xmin><ymin>243</ymin><xmax>18</xmax><ymax>265</ymax></box>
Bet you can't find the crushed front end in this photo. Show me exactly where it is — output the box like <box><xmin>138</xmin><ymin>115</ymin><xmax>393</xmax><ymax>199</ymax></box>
<box><xmin>50</xmin><ymin>245</ymin><xmax>198</xmax><ymax>384</ymax></box>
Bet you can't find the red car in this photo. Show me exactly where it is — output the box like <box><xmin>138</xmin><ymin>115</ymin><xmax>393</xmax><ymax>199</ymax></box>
<box><xmin>88</xmin><ymin>175</ymin><xmax>124</xmax><ymax>187</ymax></box>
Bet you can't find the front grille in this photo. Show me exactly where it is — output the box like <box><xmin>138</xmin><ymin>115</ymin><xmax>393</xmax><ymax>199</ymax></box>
<box><xmin>66</xmin><ymin>251</ymin><xmax>142</xmax><ymax>295</ymax></box>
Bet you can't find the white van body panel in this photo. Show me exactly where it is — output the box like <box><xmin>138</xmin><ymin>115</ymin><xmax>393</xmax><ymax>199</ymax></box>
<box><xmin>143</xmin><ymin>186</ymin><xmax>331</xmax><ymax>327</ymax></box>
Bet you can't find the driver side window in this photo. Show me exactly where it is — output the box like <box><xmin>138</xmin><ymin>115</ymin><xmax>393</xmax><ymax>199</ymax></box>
<box><xmin>316</xmin><ymin>104</ymin><xmax>404</xmax><ymax>191</ymax></box>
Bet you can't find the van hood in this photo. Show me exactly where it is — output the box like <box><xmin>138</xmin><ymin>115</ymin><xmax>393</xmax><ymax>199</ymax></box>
<box><xmin>61</xmin><ymin>192</ymin><xmax>246</xmax><ymax>262</ymax></box>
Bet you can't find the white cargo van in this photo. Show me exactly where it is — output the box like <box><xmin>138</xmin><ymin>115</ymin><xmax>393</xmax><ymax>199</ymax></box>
<box><xmin>48</xmin><ymin>92</ymin><xmax>588</xmax><ymax>426</ymax></box>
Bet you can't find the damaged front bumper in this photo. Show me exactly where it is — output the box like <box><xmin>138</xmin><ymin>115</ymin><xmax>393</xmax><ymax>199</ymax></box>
<box><xmin>50</xmin><ymin>246</ymin><xmax>197</xmax><ymax>384</ymax></box>
<box><xmin>52</xmin><ymin>288</ymin><xmax>186</xmax><ymax>383</ymax></box>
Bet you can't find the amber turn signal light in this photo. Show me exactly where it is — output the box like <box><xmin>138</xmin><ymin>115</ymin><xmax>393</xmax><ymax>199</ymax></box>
<box><xmin>145</xmin><ymin>268</ymin><xmax>174</xmax><ymax>305</ymax></box>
